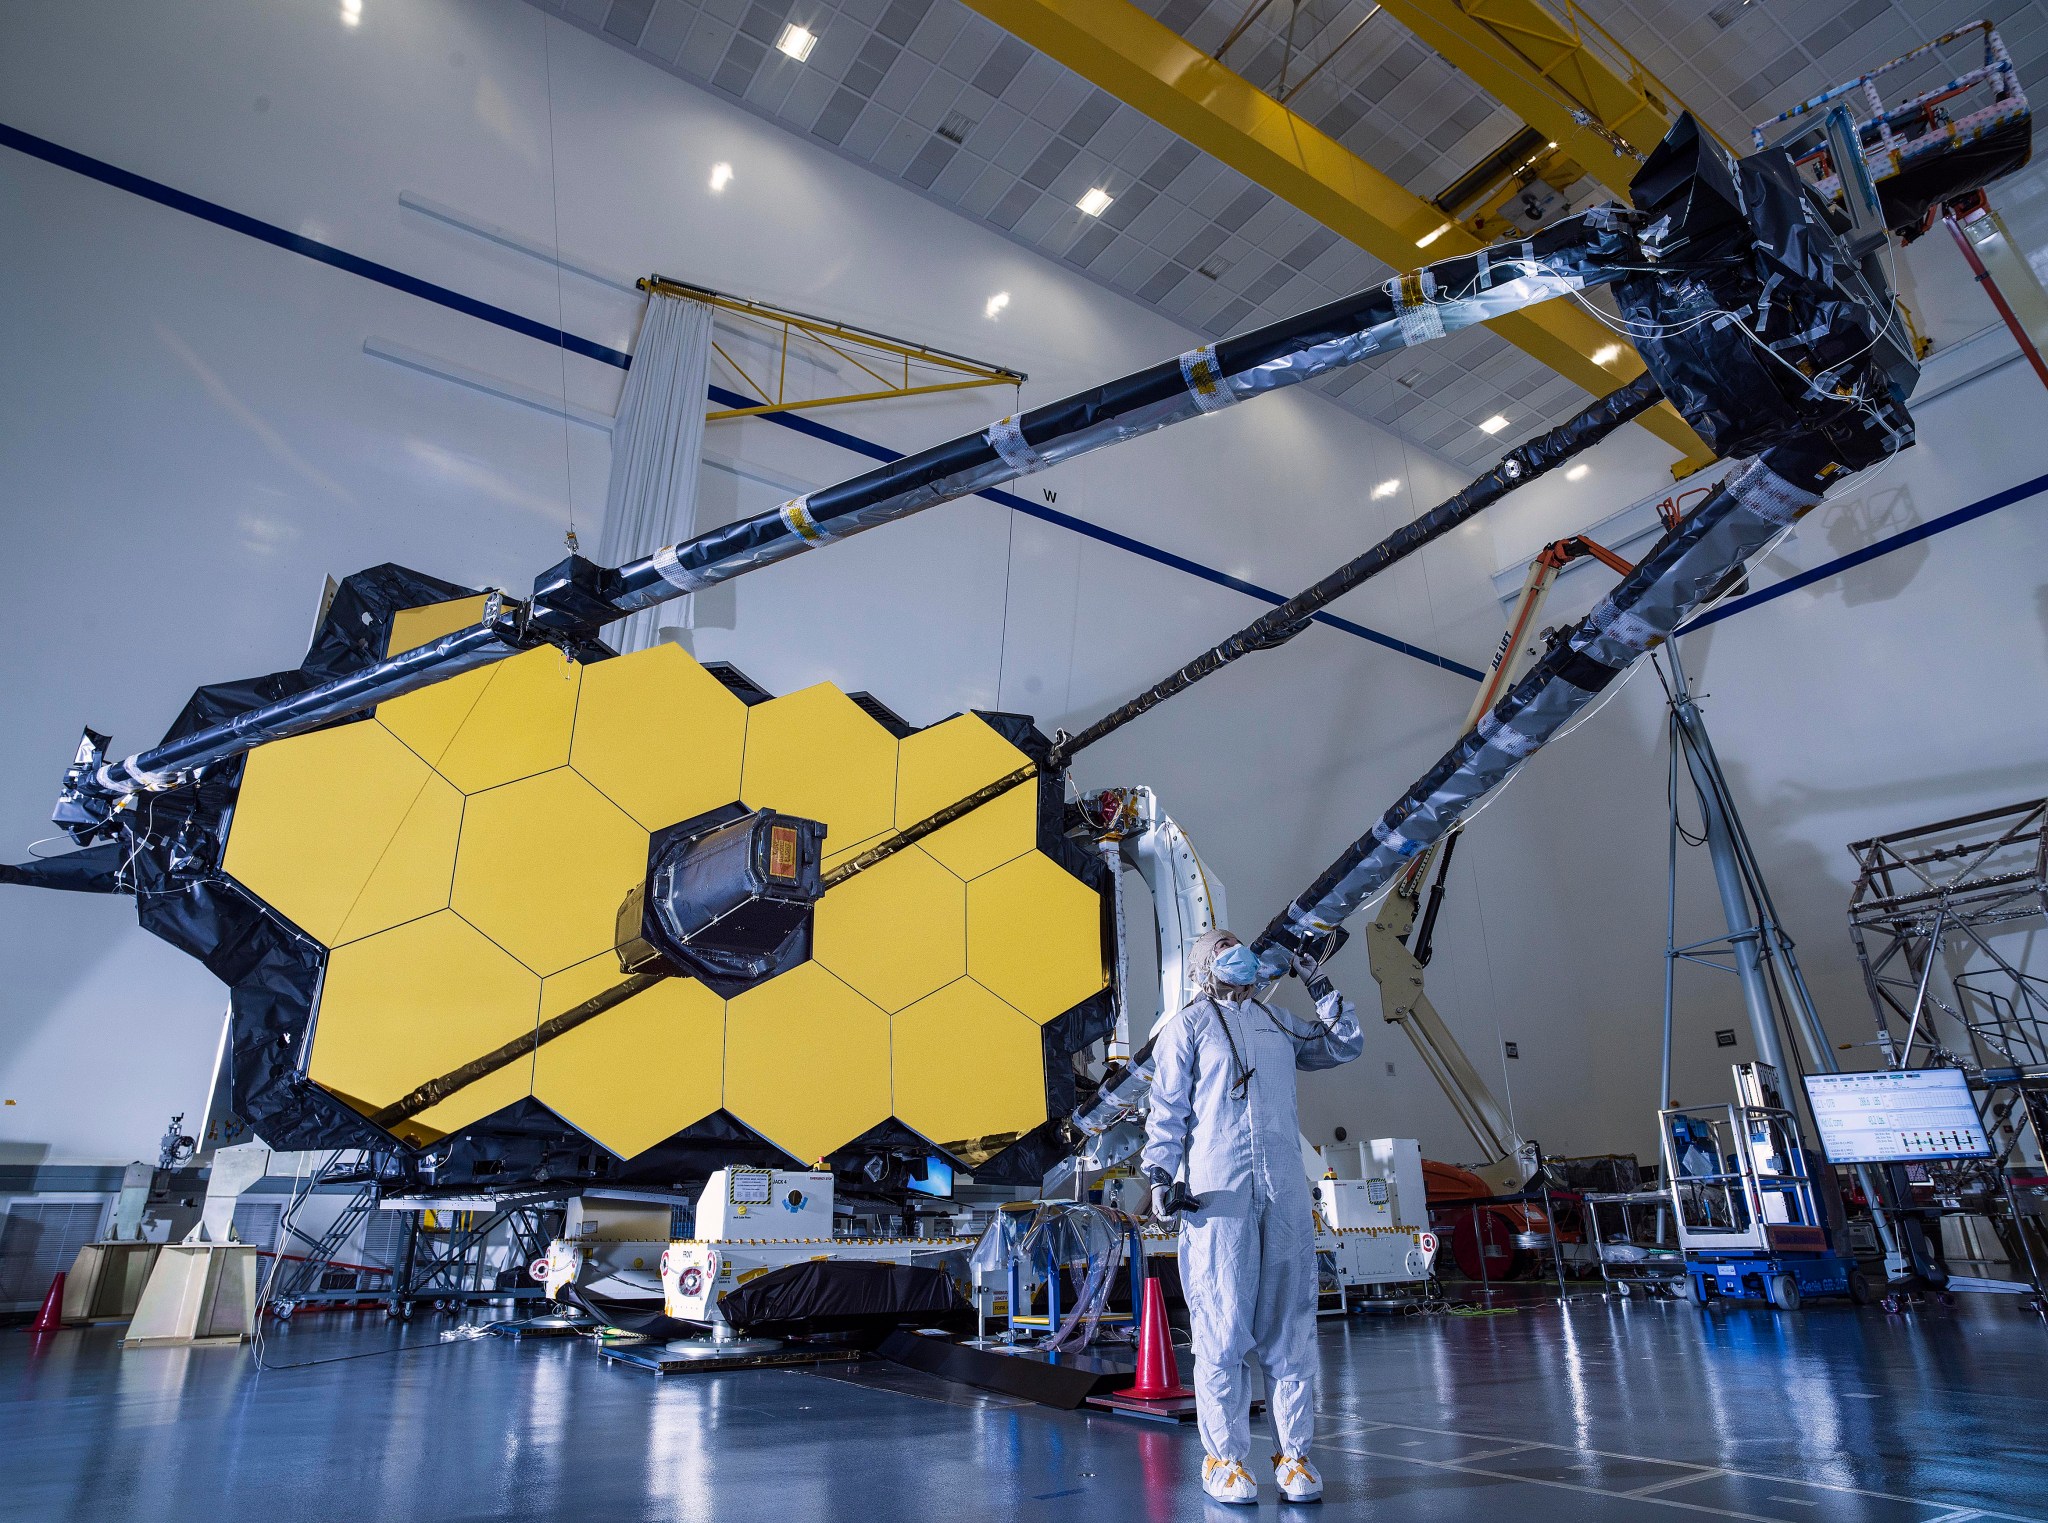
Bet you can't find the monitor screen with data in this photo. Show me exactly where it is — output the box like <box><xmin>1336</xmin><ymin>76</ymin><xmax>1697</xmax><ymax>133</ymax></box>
<box><xmin>1801</xmin><ymin>1068</ymin><xmax>1992</xmax><ymax>1164</ymax></box>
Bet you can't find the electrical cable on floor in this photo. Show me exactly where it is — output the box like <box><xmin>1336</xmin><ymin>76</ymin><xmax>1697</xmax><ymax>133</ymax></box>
<box><xmin>249</xmin><ymin>1333</ymin><xmax>476</xmax><ymax>1373</ymax></box>
<box><xmin>249</xmin><ymin>1156</ymin><xmax>326</xmax><ymax>1374</ymax></box>
<box><xmin>248</xmin><ymin>1153</ymin><xmax>488</xmax><ymax>1372</ymax></box>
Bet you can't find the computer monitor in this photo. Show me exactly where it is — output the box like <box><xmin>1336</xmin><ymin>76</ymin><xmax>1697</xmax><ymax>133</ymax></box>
<box><xmin>1800</xmin><ymin>1068</ymin><xmax>1993</xmax><ymax>1164</ymax></box>
<box><xmin>907</xmin><ymin>1156</ymin><xmax>954</xmax><ymax>1199</ymax></box>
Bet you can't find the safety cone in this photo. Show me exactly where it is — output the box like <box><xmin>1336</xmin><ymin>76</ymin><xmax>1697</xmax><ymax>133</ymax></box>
<box><xmin>29</xmin><ymin>1273</ymin><xmax>66</xmax><ymax>1334</ymax></box>
<box><xmin>1123</xmin><ymin>1276</ymin><xmax>1189</xmax><ymax>1399</ymax></box>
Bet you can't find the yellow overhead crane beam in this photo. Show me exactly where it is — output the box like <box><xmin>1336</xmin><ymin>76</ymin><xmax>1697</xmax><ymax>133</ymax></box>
<box><xmin>1373</xmin><ymin>0</ymin><xmax>1708</xmax><ymax>199</ymax></box>
<box><xmin>956</xmin><ymin>0</ymin><xmax>1712</xmax><ymax>469</ymax></box>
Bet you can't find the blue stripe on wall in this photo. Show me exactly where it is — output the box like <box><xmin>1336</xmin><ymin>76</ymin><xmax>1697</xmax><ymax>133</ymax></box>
<box><xmin>0</xmin><ymin>122</ymin><xmax>634</xmax><ymax>369</ymax></box>
<box><xmin>1</xmin><ymin>119</ymin><xmax>1483</xmax><ymax>680</ymax></box>
<box><xmin>697</xmin><ymin>381</ymin><xmax>1481</xmax><ymax>676</ymax></box>
<box><xmin>1679</xmin><ymin>469</ymin><xmax>2048</xmax><ymax>632</ymax></box>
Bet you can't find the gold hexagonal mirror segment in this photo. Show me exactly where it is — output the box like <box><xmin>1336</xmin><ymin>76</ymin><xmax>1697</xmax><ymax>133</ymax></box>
<box><xmin>380</xmin><ymin>645</ymin><xmax>580</xmax><ymax>791</ymax></box>
<box><xmin>894</xmin><ymin>714</ymin><xmax>1038</xmax><ymax>880</ymax></box>
<box><xmin>966</xmin><ymin>852</ymin><xmax>1108</xmax><ymax>1023</ymax></box>
<box><xmin>222</xmin><ymin>719</ymin><xmax>461</xmax><ymax>947</ymax></box>
<box><xmin>723</xmin><ymin>962</ymin><xmax>891</xmax><ymax>1164</ymax></box>
<box><xmin>739</xmin><ymin>684</ymin><xmax>899</xmax><ymax>869</ymax></box>
<box><xmin>812</xmin><ymin>844</ymin><xmax>964</xmax><ymax>1013</ymax></box>
<box><xmin>892</xmin><ymin>979</ymin><xmax>1046</xmax><ymax>1161</ymax></box>
<box><xmin>307</xmin><ymin>910</ymin><xmax>541</xmax><ymax>1148</ymax></box>
<box><xmin>570</xmin><ymin>644</ymin><xmax>749</xmax><ymax>831</ymax></box>
<box><xmin>451</xmin><ymin>767</ymin><xmax>648</xmax><ymax>977</ymax></box>
<box><xmin>533</xmin><ymin>952</ymin><xmax>725</xmax><ymax>1159</ymax></box>
<box><xmin>386</xmin><ymin>595</ymin><xmax>490</xmax><ymax>658</ymax></box>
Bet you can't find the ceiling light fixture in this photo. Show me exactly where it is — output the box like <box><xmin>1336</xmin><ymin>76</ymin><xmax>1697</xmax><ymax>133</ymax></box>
<box><xmin>340</xmin><ymin>0</ymin><xmax>361</xmax><ymax>23</ymax></box>
<box><xmin>777</xmin><ymin>23</ymin><xmax>818</xmax><ymax>61</ymax></box>
<box><xmin>985</xmin><ymin>291</ymin><xmax>1010</xmax><ymax>319</ymax></box>
<box><xmin>1415</xmin><ymin>222</ymin><xmax>1452</xmax><ymax>248</ymax></box>
<box><xmin>1565</xmin><ymin>463</ymin><xmax>1589</xmax><ymax>481</ymax></box>
<box><xmin>1591</xmin><ymin>343</ymin><xmax>1621</xmax><ymax>366</ymax></box>
<box><xmin>709</xmin><ymin>162</ymin><xmax>734</xmax><ymax>192</ymax></box>
<box><xmin>1370</xmin><ymin>479</ymin><xmax>1401</xmax><ymax>500</ymax></box>
<box><xmin>1478</xmin><ymin>414</ymin><xmax>1508</xmax><ymax>435</ymax></box>
<box><xmin>1076</xmin><ymin>187</ymin><xmax>1113</xmax><ymax>218</ymax></box>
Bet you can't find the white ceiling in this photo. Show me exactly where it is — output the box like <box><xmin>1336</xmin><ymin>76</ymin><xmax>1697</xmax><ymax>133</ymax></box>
<box><xmin>531</xmin><ymin>0</ymin><xmax>2046</xmax><ymax>473</ymax></box>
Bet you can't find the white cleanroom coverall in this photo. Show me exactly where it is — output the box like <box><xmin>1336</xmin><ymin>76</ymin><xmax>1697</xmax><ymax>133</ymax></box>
<box><xmin>1140</xmin><ymin>986</ymin><xmax>1363</xmax><ymax>1466</ymax></box>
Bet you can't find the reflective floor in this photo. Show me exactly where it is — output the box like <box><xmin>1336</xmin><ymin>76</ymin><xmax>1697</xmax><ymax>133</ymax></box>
<box><xmin>5</xmin><ymin>1290</ymin><xmax>2045</xmax><ymax>1522</ymax></box>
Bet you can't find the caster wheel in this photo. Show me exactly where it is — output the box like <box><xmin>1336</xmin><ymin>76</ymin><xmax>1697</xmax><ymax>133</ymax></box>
<box><xmin>1769</xmin><ymin>1274</ymin><xmax>1801</xmax><ymax>1312</ymax></box>
<box><xmin>1879</xmin><ymin>1294</ymin><xmax>1901</xmax><ymax>1315</ymax></box>
<box><xmin>1688</xmin><ymin>1277</ymin><xmax>1712</xmax><ymax>1306</ymax></box>
<box><xmin>1938</xmin><ymin>1291</ymin><xmax>1956</xmax><ymax>1308</ymax></box>
<box><xmin>1614</xmin><ymin>1280</ymin><xmax>1633</xmax><ymax>1300</ymax></box>
<box><xmin>271</xmin><ymin>1300</ymin><xmax>295</xmax><ymax>1321</ymax></box>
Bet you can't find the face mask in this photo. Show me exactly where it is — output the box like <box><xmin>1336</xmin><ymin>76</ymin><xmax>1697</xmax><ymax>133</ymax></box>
<box><xmin>1210</xmin><ymin>942</ymin><xmax>1268</xmax><ymax>988</ymax></box>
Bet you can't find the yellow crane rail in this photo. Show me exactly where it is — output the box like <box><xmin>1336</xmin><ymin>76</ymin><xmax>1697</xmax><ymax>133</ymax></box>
<box><xmin>1375</xmin><ymin>0</ymin><xmax>1730</xmax><ymax>198</ymax></box>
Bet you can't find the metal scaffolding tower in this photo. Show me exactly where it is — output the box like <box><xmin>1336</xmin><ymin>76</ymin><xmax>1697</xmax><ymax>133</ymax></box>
<box><xmin>1848</xmin><ymin>800</ymin><xmax>2048</xmax><ymax>1082</ymax></box>
<box><xmin>1843</xmin><ymin>802</ymin><xmax>2048</xmax><ymax>1301</ymax></box>
<box><xmin>1845</xmin><ymin>801</ymin><xmax>2048</xmax><ymax>1303</ymax></box>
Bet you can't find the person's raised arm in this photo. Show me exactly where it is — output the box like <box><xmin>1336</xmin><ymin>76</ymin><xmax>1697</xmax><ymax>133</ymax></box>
<box><xmin>1288</xmin><ymin>955</ymin><xmax>1363</xmax><ymax>1072</ymax></box>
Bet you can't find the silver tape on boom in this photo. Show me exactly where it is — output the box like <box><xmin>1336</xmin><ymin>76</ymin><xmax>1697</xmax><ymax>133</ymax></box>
<box><xmin>1179</xmin><ymin>344</ymin><xmax>1239</xmax><ymax>414</ymax></box>
<box><xmin>985</xmin><ymin>415</ymin><xmax>1049</xmax><ymax>473</ymax></box>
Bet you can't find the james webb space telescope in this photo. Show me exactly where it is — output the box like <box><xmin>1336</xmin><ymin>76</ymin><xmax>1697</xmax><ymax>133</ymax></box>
<box><xmin>32</xmin><ymin>579</ymin><xmax>1115</xmax><ymax>1187</ymax></box>
<box><xmin>8</xmin><ymin>76</ymin><xmax>2029</xmax><ymax>1198</ymax></box>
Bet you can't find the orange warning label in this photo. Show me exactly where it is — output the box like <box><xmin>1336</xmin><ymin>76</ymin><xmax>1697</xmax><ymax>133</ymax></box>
<box><xmin>768</xmin><ymin>824</ymin><xmax>799</xmax><ymax>878</ymax></box>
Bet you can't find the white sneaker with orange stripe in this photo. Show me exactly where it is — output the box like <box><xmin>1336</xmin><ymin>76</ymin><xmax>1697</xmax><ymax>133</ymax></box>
<box><xmin>1202</xmin><ymin>1456</ymin><xmax>1258</xmax><ymax>1505</ymax></box>
<box><xmin>1274</xmin><ymin>1453</ymin><xmax>1323</xmax><ymax>1503</ymax></box>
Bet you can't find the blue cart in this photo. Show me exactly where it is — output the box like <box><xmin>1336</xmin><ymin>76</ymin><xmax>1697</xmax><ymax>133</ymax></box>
<box><xmin>1661</xmin><ymin>1105</ymin><xmax>1874</xmax><ymax>1310</ymax></box>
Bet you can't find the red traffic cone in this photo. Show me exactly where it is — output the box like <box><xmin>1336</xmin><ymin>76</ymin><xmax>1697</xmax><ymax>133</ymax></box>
<box><xmin>1124</xmin><ymin>1276</ymin><xmax>1189</xmax><ymax>1399</ymax></box>
<box><xmin>29</xmin><ymin>1273</ymin><xmax>66</xmax><ymax>1334</ymax></box>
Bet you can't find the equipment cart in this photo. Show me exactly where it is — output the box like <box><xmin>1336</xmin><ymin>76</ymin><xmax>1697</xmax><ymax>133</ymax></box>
<box><xmin>1583</xmin><ymin>1189</ymin><xmax>1686</xmax><ymax>1298</ymax></box>
<box><xmin>1661</xmin><ymin>1092</ymin><xmax>1872</xmax><ymax>1310</ymax></box>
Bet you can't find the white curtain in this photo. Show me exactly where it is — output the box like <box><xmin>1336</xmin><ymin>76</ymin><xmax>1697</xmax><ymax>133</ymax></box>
<box><xmin>599</xmin><ymin>290</ymin><xmax>714</xmax><ymax>653</ymax></box>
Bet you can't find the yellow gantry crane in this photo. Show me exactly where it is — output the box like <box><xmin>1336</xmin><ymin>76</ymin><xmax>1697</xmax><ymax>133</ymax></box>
<box><xmin>956</xmin><ymin>0</ymin><xmax>1715</xmax><ymax>471</ymax></box>
<box><xmin>1373</xmin><ymin>0</ymin><xmax>1695</xmax><ymax>195</ymax></box>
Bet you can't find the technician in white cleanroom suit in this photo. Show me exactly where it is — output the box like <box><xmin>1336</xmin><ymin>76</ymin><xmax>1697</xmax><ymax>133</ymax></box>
<box><xmin>1141</xmin><ymin>927</ymin><xmax>1363</xmax><ymax>1506</ymax></box>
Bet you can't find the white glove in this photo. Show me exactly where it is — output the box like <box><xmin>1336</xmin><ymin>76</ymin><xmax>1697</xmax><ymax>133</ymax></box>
<box><xmin>1150</xmin><ymin>1184</ymin><xmax>1172</xmax><ymax>1221</ymax></box>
